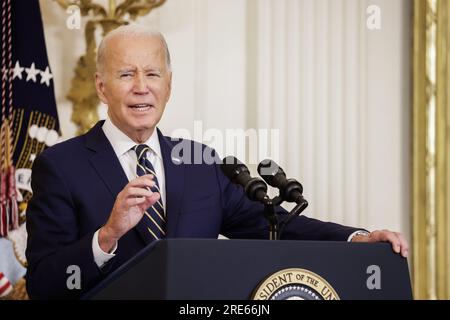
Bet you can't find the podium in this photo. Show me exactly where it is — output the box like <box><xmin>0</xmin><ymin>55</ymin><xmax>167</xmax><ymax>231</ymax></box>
<box><xmin>84</xmin><ymin>239</ymin><xmax>413</xmax><ymax>300</ymax></box>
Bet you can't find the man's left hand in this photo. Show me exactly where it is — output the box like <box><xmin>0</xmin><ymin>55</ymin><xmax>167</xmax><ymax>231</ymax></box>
<box><xmin>351</xmin><ymin>230</ymin><xmax>409</xmax><ymax>258</ymax></box>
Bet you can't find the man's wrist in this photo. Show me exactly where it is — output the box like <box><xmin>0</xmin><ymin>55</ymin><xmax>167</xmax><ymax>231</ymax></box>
<box><xmin>98</xmin><ymin>225</ymin><xmax>119</xmax><ymax>253</ymax></box>
<box><xmin>92</xmin><ymin>229</ymin><xmax>116</xmax><ymax>268</ymax></box>
<box><xmin>348</xmin><ymin>230</ymin><xmax>371</xmax><ymax>242</ymax></box>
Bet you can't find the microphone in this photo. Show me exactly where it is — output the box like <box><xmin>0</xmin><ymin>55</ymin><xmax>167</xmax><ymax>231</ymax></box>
<box><xmin>221</xmin><ymin>156</ymin><xmax>268</xmax><ymax>203</ymax></box>
<box><xmin>257</xmin><ymin>159</ymin><xmax>305</xmax><ymax>204</ymax></box>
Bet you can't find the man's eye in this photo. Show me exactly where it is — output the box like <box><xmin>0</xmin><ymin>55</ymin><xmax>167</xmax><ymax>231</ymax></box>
<box><xmin>147</xmin><ymin>73</ymin><xmax>160</xmax><ymax>78</ymax></box>
<box><xmin>120</xmin><ymin>74</ymin><xmax>132</xmax><ymax>78</ymax></box>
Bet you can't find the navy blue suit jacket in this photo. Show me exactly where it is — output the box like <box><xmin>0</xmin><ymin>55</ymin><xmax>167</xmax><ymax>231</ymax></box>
<box><xmin>25</xmin><ymin>121</ymin><xmax>360</xmax><ymax>299</ymax></box>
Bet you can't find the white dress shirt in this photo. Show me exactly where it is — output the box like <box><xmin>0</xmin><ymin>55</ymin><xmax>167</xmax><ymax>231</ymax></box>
<box><xmin>92</xmin><ymin>118</ymin><xmax>166</xmax><ymax>268</ymax></box>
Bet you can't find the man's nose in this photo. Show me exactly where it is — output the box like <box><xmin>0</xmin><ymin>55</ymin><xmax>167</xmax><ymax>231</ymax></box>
<box><xmin>133</xmin><ymin>73</ymin><xmax>149</xmax><ymax>94</ymax></box>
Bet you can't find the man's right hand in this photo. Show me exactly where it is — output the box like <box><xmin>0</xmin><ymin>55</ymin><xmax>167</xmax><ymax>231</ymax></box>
<box><xmin>98</xmin><ymin>174</ymin><xmax>160</xmax><ymax>253</ymax></box>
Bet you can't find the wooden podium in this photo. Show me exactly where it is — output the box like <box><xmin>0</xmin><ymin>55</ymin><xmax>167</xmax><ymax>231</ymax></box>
<box><xmin>83</xmin><ymin>239</ymin><xmax>413</xmax><ymax>300</ymax></box>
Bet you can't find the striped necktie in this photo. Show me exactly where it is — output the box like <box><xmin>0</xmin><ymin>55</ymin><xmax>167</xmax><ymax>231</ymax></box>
<box><xmin>134</xmin><ymin>144</ymin><xmax>166</xmax><ymax>240</ymax></box>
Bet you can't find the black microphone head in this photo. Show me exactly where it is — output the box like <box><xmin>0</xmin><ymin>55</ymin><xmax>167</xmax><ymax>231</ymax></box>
<box><xmin>221</xmin><ymin>156</ymin><xmax>268</xmax><ymax>202</ymax></box>
<box><xmin>258</xmin><ymin>159</ymin><xmax>304</xmax><ymax>203</ymax></box>
<box><xmin>257</xmin><ymin>159</ymin><xmax>286</xmax><ymax>187</ymax></box>
<box><xmin>221</xmin><ymin>156</ymin><xmax>250</xmax><ymax>183</ymax></box>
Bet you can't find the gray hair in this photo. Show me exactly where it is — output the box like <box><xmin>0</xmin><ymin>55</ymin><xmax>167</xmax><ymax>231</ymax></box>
<box><xmin>96</xmin><ymin>24</ymin><xmax>172</xmax><ymax>74</ymax></box>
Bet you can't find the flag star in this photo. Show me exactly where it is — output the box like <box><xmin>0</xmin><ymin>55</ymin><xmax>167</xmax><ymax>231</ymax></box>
<box><xmin>25</xmin><ymin>63</ymin><xmax>39</xmax><ymax>82</ymax></box>
<box><xmin>13</xmin><ymin>61</ymin><xmax>24</xmax><ymax>80</ymax></box>
<box><xmin>40</xmin><ymin>66</ymin><xmax>53</xmax><ymax>86</ymax></box>
<box><xmin>30</xmin><ymin>154</ymin><xmax>36</xmax><ymax>162</ymax></box>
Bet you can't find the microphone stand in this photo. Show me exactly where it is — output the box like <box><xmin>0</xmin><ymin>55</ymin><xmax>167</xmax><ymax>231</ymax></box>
<box><xmin>261</xmin><ymin>193</ymin><xmax>308</xmax><ymax>240</ymax></box>
<box><xmin>277</xmin><ymin>197</ymin><xmax>308</xmax><ymax>240</ymax></box>
<box><xmin>261</xmin><ymin>196</ymin><xmax>283</xmax><ymax>240</ymax></box>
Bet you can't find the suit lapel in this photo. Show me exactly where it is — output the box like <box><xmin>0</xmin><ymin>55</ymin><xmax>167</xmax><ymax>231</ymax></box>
<box><xmin>85</xmin><ymin>122</ymin><xmax>152</xmax><ymax>245</ymax></box>
<box><xmin>158</xmin><ymin>129</ymin><xmax>185</xmax><ymax>237</ymax></box>
<box><xmin>85</xmin><ymin>121</ymin><xmax>129</xmax><ymax>200</ymax></box>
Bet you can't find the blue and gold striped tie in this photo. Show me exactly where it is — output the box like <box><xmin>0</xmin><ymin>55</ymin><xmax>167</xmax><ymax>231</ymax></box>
<box><xmin>134</xmin><ymin>144</ymin><xmax>166</xmax><ymax>240</ymax></box>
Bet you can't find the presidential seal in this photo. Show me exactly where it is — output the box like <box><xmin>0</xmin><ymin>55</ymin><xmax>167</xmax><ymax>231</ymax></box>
<box><xmin>251</xmin><ymin>268</ymin><xmax>340</xmax><ymax>300</ymax></box>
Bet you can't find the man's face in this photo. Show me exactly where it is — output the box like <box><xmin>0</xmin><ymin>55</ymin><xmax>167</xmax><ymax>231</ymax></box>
<box><xmin>95</xmin><ymin>35</ymin><xmax>172</xmax><ymax>142</ymax></box>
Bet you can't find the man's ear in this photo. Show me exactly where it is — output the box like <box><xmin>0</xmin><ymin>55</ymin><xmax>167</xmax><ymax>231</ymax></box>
<box><xmin>95</xmin><ymin>72</ymin><xmax>108</xmax><ymax>104</ymax></box>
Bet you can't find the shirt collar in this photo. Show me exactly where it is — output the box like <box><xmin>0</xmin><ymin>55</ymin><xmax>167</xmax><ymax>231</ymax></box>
<box><xmin>102</xmin><ymin>117</ymin><xmax>162</xmax><ymax>160</ymax></box>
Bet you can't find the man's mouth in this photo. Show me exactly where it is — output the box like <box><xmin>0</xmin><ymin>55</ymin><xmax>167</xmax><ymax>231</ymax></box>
<box><xmin>128</xmin><ymin>104</ymin><xmax>154</xmax><ymax>111</ymax></box>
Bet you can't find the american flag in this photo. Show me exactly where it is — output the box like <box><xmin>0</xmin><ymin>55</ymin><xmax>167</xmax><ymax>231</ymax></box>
<box><xmin>0</xmin><ymin>0</ymin><xmax>60</xmax><ymax>298</ymax></box>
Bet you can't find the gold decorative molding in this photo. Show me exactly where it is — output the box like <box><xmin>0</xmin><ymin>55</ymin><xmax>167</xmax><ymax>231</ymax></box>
<box><xmin>55</xmin><ymin>0</ymin><xmax>167</xmax><ymax>135</ymax></box>
<box><xmin>435</xmin><ymin>0</ymin><xmax>450</xmax><ymax>300</ymax></box>
<box><xmin>413</xmin><ymin>0</ymin><xmax>450</xmax><ymax>300</ymax></box>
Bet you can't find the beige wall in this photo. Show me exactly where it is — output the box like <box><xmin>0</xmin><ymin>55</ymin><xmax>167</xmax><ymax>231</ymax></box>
<box><xmin>40</xmin><ymin>0</ymin><xmax>411</xmax><ymax>239</ymax></box>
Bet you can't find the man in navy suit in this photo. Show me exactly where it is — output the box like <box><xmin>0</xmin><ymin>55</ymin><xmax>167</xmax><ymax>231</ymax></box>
<box><xmin>25</xmin><ymin>25</ymin><xmax>408</xmax><ymax>299</ymax></box>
